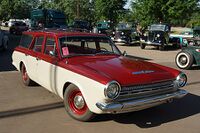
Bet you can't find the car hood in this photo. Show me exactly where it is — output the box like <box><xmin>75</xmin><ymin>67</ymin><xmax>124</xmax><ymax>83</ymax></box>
<box><xmin>66</xmin><ymin>55</ymin><xmax>179</xmax><ymax>86</ymax></box>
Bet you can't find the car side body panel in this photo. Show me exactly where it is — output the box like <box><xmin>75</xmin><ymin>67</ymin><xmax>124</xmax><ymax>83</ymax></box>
<box><xmin>12</xmin><ymin>48</ymin><xmax>107</xmax><ymax>114</ymax></box>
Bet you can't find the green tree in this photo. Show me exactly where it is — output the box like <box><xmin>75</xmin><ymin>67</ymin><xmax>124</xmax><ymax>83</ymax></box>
<box><xmin>39</xmin><ymin>0</ymin><xmax>95</xmax><ymax>23</ymax></box>
<box><xmin>131</xmin><ymin>0</ymin><xmax>199</xmax><ymax>28</ymax></box>
<box><xmin>94</xmin><ymin>0</ymin><xmax>127</xmax><ymax>27</ymax></box>
<box><xmin>0</xmin><ymin>0</ymin><xmax>40</xmax><ymax>20</ymax></box>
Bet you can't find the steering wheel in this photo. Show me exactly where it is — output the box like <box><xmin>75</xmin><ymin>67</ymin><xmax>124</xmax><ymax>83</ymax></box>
<box><xmin>100</xmin><ymin>47</ymin><xmax>108</xmax><ymax>51</ymax></box>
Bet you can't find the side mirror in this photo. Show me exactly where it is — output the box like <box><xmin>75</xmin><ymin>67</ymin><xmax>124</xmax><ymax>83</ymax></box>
<box><xmin>123</xmin><ymin>51</ymin><xmax>127</xmax><ymax>56</ymax></box>
<box><xmin>49</xmin><ymin>51</ymin><xmax>55</xmax><ymax>56</ymax></box>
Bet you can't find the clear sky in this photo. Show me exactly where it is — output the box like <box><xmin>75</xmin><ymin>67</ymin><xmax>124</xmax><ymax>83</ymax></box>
<box><xmin>124</xmin><ymin>0</ymin><xmax>132</xmax><ymax>9</ymax></box>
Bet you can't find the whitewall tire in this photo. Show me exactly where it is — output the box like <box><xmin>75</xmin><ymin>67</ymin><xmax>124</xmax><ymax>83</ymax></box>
<box><xmin>176</xmin><ymin>51</ymin><xmax>193</xmax><ymax>69</ymax></box>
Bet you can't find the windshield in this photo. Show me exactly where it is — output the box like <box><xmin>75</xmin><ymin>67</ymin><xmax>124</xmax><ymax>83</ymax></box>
<box><xmin>53</xmin><ymin>19</ymin><xmax>66</xmax><ymax>26</ymax></box>
<box><xmin>150</xmin><ymin>24</ymin><xmax>166</xmax><ymax>31</ymax></box>
<box><xmin>193</xmin><ymin>30</ymin><xmax>200</xmax><ymax>37</ymax></box>
<box><xmin>74</xmin><ymin>21</ymin><xmax>89</xmax><ymax>29</ymax></box>
<box><xmin>59</xmin><ymin>36</ymin><xmax>121</xmax><ymax>57</ymax></box>
<box><xmin>117</xmin><ymin>23</ymin><xmax>132</xmax><ymax>30</ymax></box>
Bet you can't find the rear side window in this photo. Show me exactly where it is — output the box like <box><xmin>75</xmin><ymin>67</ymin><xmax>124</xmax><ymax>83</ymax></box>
<box><xmin>33</xmin><ymin>36</ymin><xmax>44</xmax><ymax>52</ymax></box>
<box><xmin>44</xmin><ymin>37</ymin><xmax>57</xmax><ymax>56</ymax></box>
<box><xmin>19</xmin><ymin>34</ymin><xmax>33</xmax><ymax>48</ymax></box>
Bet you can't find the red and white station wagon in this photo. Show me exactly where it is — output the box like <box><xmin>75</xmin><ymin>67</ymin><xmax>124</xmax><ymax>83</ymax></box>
<box><xmin>12</xmin><ymin>30</ymin><xmax>188</xmax><ymax>121</ymax></box>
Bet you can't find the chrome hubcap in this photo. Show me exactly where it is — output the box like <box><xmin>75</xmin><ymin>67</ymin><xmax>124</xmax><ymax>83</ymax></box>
<box><xmin>180</xmin><ymin>56</ymin><xmax>187</xmax><ymax>65</ymax></box>
<box><xmin>73</xmin><ymin>95</ymin><xmax>85</xmax><ymax>109</ymax></box>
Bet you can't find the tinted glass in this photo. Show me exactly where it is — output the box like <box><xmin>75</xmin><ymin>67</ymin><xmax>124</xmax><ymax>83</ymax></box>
<box><xmin>150</xmin><ymin>25</ymin><xmax>165</xmax><ymax>31</ymax></box>
<box><xmin>33</xmin><ymin>36</ymin><xmax>44</xmax><ymax>52</ymax></box>
<box><xmin>19</xmin><ymin>34</ymin><xmax>33</xmax><ymax>48</ymax></box>
<box><xmin>59</xmin><ymin>36</ymin><xmax>121</xmax><ymax>57</ymax></box>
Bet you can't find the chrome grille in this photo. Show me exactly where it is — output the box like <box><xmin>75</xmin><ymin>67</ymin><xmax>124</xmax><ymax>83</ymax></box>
<box><xmin>118</xmin><ymin>80</ymin><xmax>175</xmax><ymax>101</ymax></box>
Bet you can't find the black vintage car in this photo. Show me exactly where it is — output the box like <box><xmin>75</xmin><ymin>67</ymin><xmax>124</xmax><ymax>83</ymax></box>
<box><xmin>112</xmin><ymin>22</ymin><xmax>140</xmax><ymax>45</ymax></box>
<box><xmin>69</xmin><ymin>20</ymin><xmax>92</xmax><ymax>32</ymax></box>
<box><xmin>140</xmin><ymin>24</ymin><xmax>170</xmax><ymax>50</ymax></box>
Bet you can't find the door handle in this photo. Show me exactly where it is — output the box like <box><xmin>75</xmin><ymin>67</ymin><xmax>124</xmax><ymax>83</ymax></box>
<box><xmin>36</xmin><ymin>57</ymin><xmax>41</xmax><ymax>61</ymax></box>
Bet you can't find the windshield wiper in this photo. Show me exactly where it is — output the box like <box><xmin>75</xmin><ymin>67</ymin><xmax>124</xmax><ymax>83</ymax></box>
<box><xmin>65</xmin><ymin>54</ymin><xmax>93</xmax><ymax>58</ymax></box>
<box><xmin>95</xmin><ymin>51</ymin><xmax>115</xmax><ymax>55</ymax></box>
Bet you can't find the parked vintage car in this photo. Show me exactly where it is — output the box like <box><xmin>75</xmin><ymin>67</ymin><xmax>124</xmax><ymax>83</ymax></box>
<box><xmin>112</xmin><ymin>22</ymin><xmax>140</xmax><ymax>45</ymax></box>
<box><xmin>170</xmin><ymin>28</ymin><xmax>193</xmax><ymax>48</ymax></box>
<box><xmin>70</xmin><ymin>20</ymin><xmax>92</xmax><ymax>32</ymax></box>
<box><xmin>9</xmin><ymin>21</ymin><xmax>29</xmax><ymax>35</ymax></box>
<box><xmin>140</xmin><ymin>24</ymin><xmax>171</xmax><ymax>50</ymax></box>
<box><xmin>176</xmin><ymin>27</ymin><xmax>200</xmax><ymax>69</ymax></box>
<box><xmin>96</xmin><ymin>21</ymin><xmax>112</xmax><ymax>35</ymax></box>
<box><xmin>12</xmin><ymin>30</ymin><xmax>187</xmax><ymax>121</ymax></box>
<box><xmin>0</xmin><ymin>28</ymin><xmax>9</xmax><ymax>51</ymax></box>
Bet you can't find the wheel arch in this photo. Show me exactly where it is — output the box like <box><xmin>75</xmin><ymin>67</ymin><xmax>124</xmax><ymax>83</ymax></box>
<box><xmin>62</xmin><ymin>81</ymin><xmax>86</xmax><ymax>100</ymax></box>
<box><xmin>62</xmin><ymin>82</ymin><xmax>72</xmax><ymax>97</ymax></box>
<box><xmin>19</xmin><ymin>61</ymin><xmax>24</xmax><ymax>71</ymax></box>
<box><xmin>61</xmin><ymin>80</ymin><xmax>94</xmax><ymax>112</ymax></box>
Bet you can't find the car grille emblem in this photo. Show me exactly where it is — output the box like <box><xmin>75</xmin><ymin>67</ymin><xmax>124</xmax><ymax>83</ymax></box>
<box><xmin>132</xmin><ymin>70</ymin><xmax>155</xmax><ymax>75</ymax></box>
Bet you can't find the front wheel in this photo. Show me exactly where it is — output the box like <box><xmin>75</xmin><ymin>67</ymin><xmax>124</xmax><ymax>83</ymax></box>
<box><xmin>175</xmin><ymin>51</ymin><xmax>194</xmax><ymax>69</ymax></box>
<box><xmin>64</xmin><ymin>84</ymin><xmax>95</xmax><ymax>121</ymax></box>
<box><xmin>159</xmin><ymin>45</ymin><xmax>165</xmax><ymax>51</ymax></box>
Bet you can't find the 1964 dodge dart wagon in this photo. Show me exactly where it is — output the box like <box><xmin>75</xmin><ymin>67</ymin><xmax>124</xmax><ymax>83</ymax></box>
<box><xmin>12</xmin><ymin>30</ymin><xmax>188</xmax><ymax>121</ymax></box>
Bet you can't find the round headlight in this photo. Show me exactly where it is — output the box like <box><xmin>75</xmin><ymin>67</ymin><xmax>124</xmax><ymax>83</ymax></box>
<box><xmin>104</xmin><ymin>81</ymin><xmax>121</xmax><ymax>99</ymax></box>
<box><xmin>121</xmin><ymin>32</ymin><xmax>124</xmax><ymax>35</ymax></box>
<box><xmin>176</xmin><ymin>73</ymin><xmax>187</xmax><ymax>87</ymax></box>
<box><xmin>157</xmin><ymin>34</ymin><xmax>160</xmax><ymax>37</ymax></box>
<box><xmin>183</xmin><ymin>39</ymin><xmax>188</xmax><ymax>44</ymax></box>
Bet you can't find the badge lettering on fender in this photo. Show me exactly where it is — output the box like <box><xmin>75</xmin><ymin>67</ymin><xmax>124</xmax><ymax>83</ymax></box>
<box><xmin>132</xmin><ymin>70</ymin><xmax>155</xmax><ymax>75</ymax></box>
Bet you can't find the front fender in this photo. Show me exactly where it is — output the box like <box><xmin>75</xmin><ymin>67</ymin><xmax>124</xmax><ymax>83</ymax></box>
<box><xmin>56</xmin><ymin>67</ymin><xmax>107</xmax><ymax>114</ymax></box>
<box><xmin>181</xmin><ymin>48</ymin><xmax>199</xmax><ymax>64</ymax></box>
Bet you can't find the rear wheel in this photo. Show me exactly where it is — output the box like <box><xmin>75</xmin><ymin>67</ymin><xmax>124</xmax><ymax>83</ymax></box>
<box><xmin>126</xmin><ymin>37</ymin><xmax>132</xmax><ymax>45</ymax></box>
<box><xmin>159</xmin><ymin>45</ymin><xmax>165</xmax><ymax>51</ymax></box>
<box><xmin>140</xmin><ymin>43</ymin><xmax>146</xmax><ymax>49</ymax></box>
<box><xmin>175</xmin><ymin>51</ymin><xmax>194</xmax><ymax>69</ymax></box>
<box><xmin>64</xmin><ymin>84</ymin><xmax>95</xmax><ymax>121</ymax></box>
<box><xmin>21</xmin><ymin>63</ymin><xmax>34</xmax><ymax>86</ymax></box>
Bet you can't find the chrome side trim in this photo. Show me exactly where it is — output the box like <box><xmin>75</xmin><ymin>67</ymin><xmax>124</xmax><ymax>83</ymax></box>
<box><xmin>96</xmin><ymin>89</ymin><xmax>187</xmax><ymax>113</ymax></box>
<box><xmin>142</xmin><ymin>41</ymin><xmax>163</xmax><ymax>46</ymax></box>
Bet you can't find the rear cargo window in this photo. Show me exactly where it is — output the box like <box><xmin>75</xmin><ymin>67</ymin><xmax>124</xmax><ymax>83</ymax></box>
<box><xmin>19</xmin><ymin>34</ymin><xmax>33</xmax><ymax>48</ymax></box>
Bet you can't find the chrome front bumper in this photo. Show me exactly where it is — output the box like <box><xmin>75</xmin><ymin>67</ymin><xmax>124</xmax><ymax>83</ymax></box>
<box><xmin>96</xmin><ymin>89</ymin><xmax>187</xmax><ymax>113</ymax></box>
<box><xmin>143</xmin><ymin>41</ymin><xmax>163</xmax><ymax>46</ymax></box>
<box><xmin>114</xmin><ymin>38</ymin><xmax>127</xmax><ymax>43</ymax></box>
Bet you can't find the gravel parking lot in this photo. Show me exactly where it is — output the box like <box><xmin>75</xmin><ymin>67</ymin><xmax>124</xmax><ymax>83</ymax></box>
<box><xmin>0</xmin><ymin>34</ymin><xmax>200</xmax><ymax>133</ymax></box>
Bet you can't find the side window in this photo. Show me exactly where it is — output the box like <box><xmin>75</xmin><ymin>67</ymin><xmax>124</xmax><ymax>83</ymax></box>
<box><xmin>99</xmin><ymin>42</ymin><xmax>113</xmax><ymax>52</ymax></box>
<box><xmin>19</xmin><ymin>34</ymin><xmax>33</xmax><ymax>48</ymax></box>
<box><xmin>44</xmin><ymin>37</ymin><xmax>57</xmax><ymax>57</ymax></box>
<box><xmin>33</xmin><ymin>36</ymin><xmax>44</xmax><ymax>52</ymax></box>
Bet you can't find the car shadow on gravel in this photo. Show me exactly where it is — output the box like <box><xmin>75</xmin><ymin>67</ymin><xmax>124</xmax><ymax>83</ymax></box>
<box><xmin>0</xmin><ymin>34</ymin><xmax>20</xmax><ymax>72</ymax></box>
<box><xmin>144</xmin><ymin>46</ymin><xmax>180</xmax><ymax>51</ymax></box>
<box><xmin>93</xmin><ymin>93</ymin><xmax>200</xmax><ymax>128</ymax></box>
<box><xmin>0</xmin><ymin>102</ymin><xmax>63</xmax><ymax>119</ymax></box>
